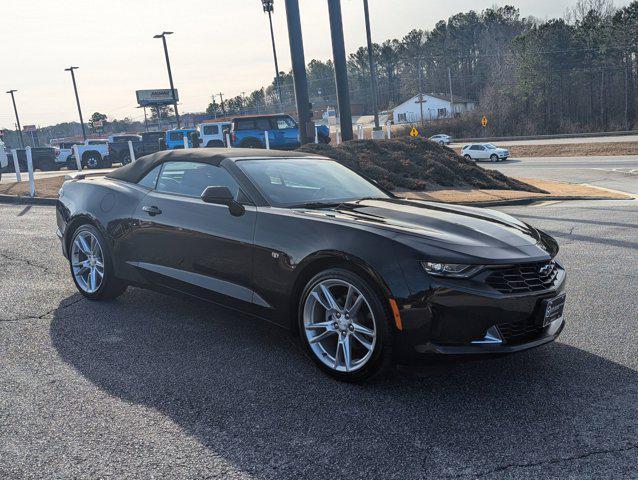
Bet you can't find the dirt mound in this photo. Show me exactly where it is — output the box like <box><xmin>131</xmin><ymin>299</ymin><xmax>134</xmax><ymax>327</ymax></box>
<box><xmin>298</xmin><ymin>137</ymin><xmax>544</xmax><ymax>193</ymax></box>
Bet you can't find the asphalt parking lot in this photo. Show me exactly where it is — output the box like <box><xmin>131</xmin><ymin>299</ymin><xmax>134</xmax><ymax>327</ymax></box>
<box><xmin>1</xmin><ymin>200</ymin><xmax>637</xmax><ymax>479</ymax></box>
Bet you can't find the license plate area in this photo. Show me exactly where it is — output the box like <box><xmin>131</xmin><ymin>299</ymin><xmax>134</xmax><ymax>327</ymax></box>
<box><xmin>541</xmin><ymin>293</ymin><xmax>566</xmax><ymax>326</ymax></box>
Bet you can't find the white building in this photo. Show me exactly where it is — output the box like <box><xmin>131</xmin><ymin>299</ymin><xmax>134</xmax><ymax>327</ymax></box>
<box><xmin>392</xmin><ymin>93</ymin><xmax>476</xmax><ymax>124</ymax></box>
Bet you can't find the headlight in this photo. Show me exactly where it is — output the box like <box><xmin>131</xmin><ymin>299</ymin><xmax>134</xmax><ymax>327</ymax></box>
<box><xmin>421</xmin><ymin>261</ymin><xmax>482</xmax><ymax>278</ymax></box>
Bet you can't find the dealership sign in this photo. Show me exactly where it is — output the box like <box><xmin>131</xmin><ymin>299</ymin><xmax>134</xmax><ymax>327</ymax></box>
<box><xmin>23</xmin><ymin>125</ymin><xmax>37</xmax><ymax>132</ymax></box>
<box><xmin>136</xmin><ymin>89</ymin><xmax>179</xmax><ymax>107</ymax></box>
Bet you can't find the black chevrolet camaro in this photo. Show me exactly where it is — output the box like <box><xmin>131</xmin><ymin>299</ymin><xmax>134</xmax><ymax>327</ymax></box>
<box><xmin>56</xmin><ymin>148</ymin><xmax>566</xmax><ymax>382</ymax></box>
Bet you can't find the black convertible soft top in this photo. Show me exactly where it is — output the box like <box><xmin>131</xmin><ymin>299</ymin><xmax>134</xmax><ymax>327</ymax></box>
<box><xmin>105</xmin><ymin>148</ymin><xmax>318</xmax><ymax>184</ymax></box>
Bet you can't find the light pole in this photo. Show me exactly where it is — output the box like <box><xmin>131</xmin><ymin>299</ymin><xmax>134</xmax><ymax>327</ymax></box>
<box><xmin>363</xmin><ymin>0</ymin><xmax>380</xmax><ymax>132</ymax></box>
<box><xmin>6</xmin><ymin>90</ymin><xmax>24</xmax><ymax>148</ymax></box>
<box><xmin>64</xmin><ymin>67</ymin><xmax>87</xmax><ymax>141</ymax></box>
<box><xmin>154</xmin><ymin>31</ymin><xmax>181</xmax><ymax>128</ymax></box>
<box><xmin>262</xmin><ymin>0</ymin><xmax>283</xmax><ymax>109</ymax></box>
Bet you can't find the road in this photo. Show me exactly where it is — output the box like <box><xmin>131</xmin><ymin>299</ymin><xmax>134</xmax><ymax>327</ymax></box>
<box><xmin>450</xmin><ymin>134</ymin><xmax>638</xmax><ymax>147</ymax></box>
<box><xmin>0</xmin><ymin>200</ymin><xmax>636</xmax><ymax>479</ymax></box>
<box><xmin>487</xmin><ymin>155</ymin><xmax>638</xmax><ymax>195</ymax></box>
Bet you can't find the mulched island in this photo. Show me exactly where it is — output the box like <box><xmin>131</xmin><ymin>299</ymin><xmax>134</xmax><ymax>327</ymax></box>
<box><xmin>298</xmin><ymin>137</ymin><xmax>545</xmax><ymax>193</ymax></box>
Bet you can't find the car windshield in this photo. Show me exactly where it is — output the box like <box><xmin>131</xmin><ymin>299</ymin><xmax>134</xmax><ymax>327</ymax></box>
<box><xmin>236</xmin><ymin>158</ymin><xmax>389</xmax><ymax>207</ymax></box>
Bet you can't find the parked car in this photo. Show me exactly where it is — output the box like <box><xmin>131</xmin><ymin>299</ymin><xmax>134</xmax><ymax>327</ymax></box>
<box><xmin>57</xmin><ymin>148</ymin><xmax>566</xmax><ymax>382</ymax></box>
<box><xmin>429</xmin><ymin>134</ymin><xmax>452</xmax><ymax>145</ymax></box>
<box><xmin>140</xmin><ymin>131</ymin><xmax>165</xmax><ymax>156</ymax></box>
<box><xmin>54</xmin><ymin>142</ymin><xmax>79</xmax><ymax>167</ymax></box>
<box><xmin>0</xmin><ymin>140</ymin><xmax>8</xmax><ymax>180</ymax></box>
<box><xmin>231</xmin><ymin>114</ymin><xmax>330</xmax><ymax>149</ymax></box>
<box><xmin>461</xmin><ymin>143</ymin><xmax>509</xmax><ymax>162</ymax></box>
<box><xmin>7</xmin><ymin>147</ymin><xmax>58</xmax><ymax>172</ymax></box>
<box><xmin>67</xmin><ymin>139</ymin><xmax>111</xmax><ymax>169</ymax></box>
<box><xmin>198</xmin><ymin>122</ymin><xmax>231</xmax><ymax>147</ymax></box>
<box><xmin>164</xmin><ymin>129</ymin><xmax>199</xmax><ymax>150</ymax></box>
<box><xmin>108</xmin><ymin>134</ymin><xmax>142</xmax><ymax>165</ymax></box>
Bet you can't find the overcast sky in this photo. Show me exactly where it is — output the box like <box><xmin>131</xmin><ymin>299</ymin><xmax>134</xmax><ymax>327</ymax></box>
<box><xmin>0</xmin><ymin>0</ymin><xmax>631</xmax><ymax>127</ymax></box>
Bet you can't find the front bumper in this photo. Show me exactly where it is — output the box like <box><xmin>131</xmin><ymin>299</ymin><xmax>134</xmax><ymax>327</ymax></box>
<box><xmin>393</xmin><ymin>266</ymin><xmax>566</xmax><ymax>363</ymax></box>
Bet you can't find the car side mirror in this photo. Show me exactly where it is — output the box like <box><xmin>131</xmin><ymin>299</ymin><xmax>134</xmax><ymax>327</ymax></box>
<box><xmin>201</xmin><ymin>186</ymin><xmax>245</xmax><ymax>216</ymax></box>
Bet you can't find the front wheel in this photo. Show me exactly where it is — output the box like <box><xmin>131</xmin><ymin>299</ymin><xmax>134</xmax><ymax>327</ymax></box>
<box><xmin>120</xmin><ymin>154</ymin><xmax>132</xmax><ymax>165</ymax></box>
<box><xmin>69</xmin><ymin>224</ymin><xmax>127</xmax><ymax>300</ymax></box>
<box><xmin>490</xmin><ymin>154</ymin><xmax>498</xmax><ymax>162</ymax></box>
<box><xmin>298</xmin><ymin>268</ymin><xmax>393</xmax><ymax>382</ymax></box>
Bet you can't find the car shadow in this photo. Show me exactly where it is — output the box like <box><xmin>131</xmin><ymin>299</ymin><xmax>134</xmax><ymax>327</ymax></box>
<box><xmin>50</xmin><ymin>289</ymin><xmax>637</xmax><ymax>478</ymax></box>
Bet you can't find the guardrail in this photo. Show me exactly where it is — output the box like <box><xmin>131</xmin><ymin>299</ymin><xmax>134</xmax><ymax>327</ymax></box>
<box><xmin>455</xmin><ymin>130</ymin><xmax>638</xmax><ymax>143</ymax></box>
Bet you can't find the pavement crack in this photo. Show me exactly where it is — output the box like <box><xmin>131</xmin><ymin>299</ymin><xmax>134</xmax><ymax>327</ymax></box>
<box><xmin>0</xmin><ymin>297</ymin><xmax>85</xmax><ymax>323</ymax></box>
<box><xmin>455</xmin><ymin>443</ymin><xmax>638</xmax><ymax>479</ymax></box>
<box><xmin>0</xmin><ymin>251</ymin><xmax>59</xmax><ymax>276</ymax></box>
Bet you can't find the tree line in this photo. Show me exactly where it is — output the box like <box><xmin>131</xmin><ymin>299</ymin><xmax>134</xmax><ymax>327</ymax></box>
<box><xmin>207</xmin><ymin>0</ymin><xmax>638</xmax><ymax>137</ymax></box>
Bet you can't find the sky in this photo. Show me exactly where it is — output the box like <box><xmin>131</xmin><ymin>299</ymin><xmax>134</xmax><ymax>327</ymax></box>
<box><xmin>0</xmin><ymin>0</ymin><xmax>632</xmax><ymax>128</ymax></box>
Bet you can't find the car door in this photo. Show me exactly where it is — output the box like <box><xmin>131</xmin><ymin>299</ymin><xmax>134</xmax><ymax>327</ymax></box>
<box><xmin>129</xmin><ymin>160</ymin><xmax>258</xmax><ymax>310</ymax></box>
<box><xmin>470</xmin><ymin>145</ymin><xmax>486</xmax><ymax>159</ymax></box>
<box><xmin>275</xmin><ymin>116</ymin><xmax>300</xmax><ymax>149</ymax></box>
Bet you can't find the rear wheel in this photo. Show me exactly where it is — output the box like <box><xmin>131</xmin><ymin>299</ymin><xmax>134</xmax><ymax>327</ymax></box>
<box><xmin>84</xmin><ymin>153</ymin><xmax>100</xmax><ymax>169</ymax></box>
<box><xmin>120</xmin><ymin>154</ymin><xmax>132</xmax><ymax>165</ymax></box>
<box><xmin>206</xmin><ymin>140</ymin><xmax>224</xmax><ymax>148</ymax></box>
<box><xmin>69</xmin><ymin>224</ymin><xmax>127</xmax><ymax>300</ymax></box>
<box><xmin>298</xmin><ymin>268</ymin><xmax>393</xmax><ymax>382</ymax></box>
<box><xmin>464</xmin><ymin>154</ymin><xmax>473</xmax><ymax>161</ymax></box>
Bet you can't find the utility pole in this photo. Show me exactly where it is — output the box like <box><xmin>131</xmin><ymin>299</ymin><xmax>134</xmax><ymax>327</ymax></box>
<box><xmin>327</xmin><ymin>0</ymin><xmax>353</xmax><ymax>141</ymax></box>
<box><xmin>154</xmin><ymin>31</ymin><xmax>181</xmax><ymax>128</ymax></box>
<box><xmin>448</xmin><ymin>67</ymin><xmax>454</xmax><ymax>118</ymax></box>
<box><xmin>6</xmin><ymin>90</ymin><xmax>24</xmax><ymax>148</ymax></box>
<box><xmin>64</xmin><ymin>67</ymin><xmax>87</xmax><ymax>141</ymax></box>
<box><xmin>262</xmin><ymin>0</ymin><xmax>283</xmax><ymax>109</ymax></box>
<box><xmin>284</xmin><ymin>0</ymin><xmax>313</xmax><ymax>144</ymax></box>
<box><xmin>418</xmin><ymin>58</ymin><xmax>424</xmax><ymax>126</ymax></box>
<box><xmin>218</xmin><ymin>92</ymin><xmax>226</xmax><ymax>115</ymax></box>
<box><xmin>363</xmin><ymin>0</ymin><xmax>380</xmax><ymax>132</ymax></box>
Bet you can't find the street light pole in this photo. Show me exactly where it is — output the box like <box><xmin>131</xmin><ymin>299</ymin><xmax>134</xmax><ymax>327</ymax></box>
<box><xmin>363</xmin><ymin>0</ymin><xmax>380</xmax><ymax>131</ymax></box>
<box><xmin>154</xmin><ymin>31</ymin><xmax>181</xmax><ymax>129</ymax></box>
<box><xmin>262</xmin><ymin>0</ymin><xmax>283</xmax><ymax>110</ymax></box>
<box><xmin>64</xmin><ymin>67</ymin><xmax>87</xmax><ymax>141</ymax></box>
<box><xmin>6</xmin><ymin>90</ymin><xmax>24</xmax><ymax>148</ymax></box>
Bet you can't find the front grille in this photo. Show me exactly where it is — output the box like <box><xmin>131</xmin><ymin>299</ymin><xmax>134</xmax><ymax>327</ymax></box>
<box><xmin>485</xmin><ymin>261</ymin><xmax>559</xmax><ymax>294</ymax></box>
<box><xmin>497</xmin><ymin>320</ymin><xmax>543</xmax><ymax>343</ymax></box>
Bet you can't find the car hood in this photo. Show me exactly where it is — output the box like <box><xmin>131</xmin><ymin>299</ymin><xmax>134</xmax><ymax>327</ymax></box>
<box><xmin>296</xmin><ymin>198</ymin><xmax>557</xmax><ymax>263</ymax></box>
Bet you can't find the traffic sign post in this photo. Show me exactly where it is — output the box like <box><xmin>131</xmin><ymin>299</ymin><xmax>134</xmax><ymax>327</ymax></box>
<box><xmin>481</xmin><ymin>115</ymin><xmax>488</xmax><ymax>137</ymax></box>
<box><xmin>410</xmin><ymin>126</ymin><xmax>419</xmax><ymax>137</ymax></box>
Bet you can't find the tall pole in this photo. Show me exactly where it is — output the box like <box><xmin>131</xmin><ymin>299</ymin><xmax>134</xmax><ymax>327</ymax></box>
<box><xmin>154</xmin><ymin>32</ymin><xmax>180</xmax><ymax>128</ymax></box>
<box><xmin>284</xmin><ymin>0</ymin><xmax>312</xmax><ymax>144</ymax></box>
<box><xmin>327</xmin><ymin>0</ymin><xmax>353</xmax><ymax>141</ymax></box>
<box><xmin>218</xmin><ymin>92</ymin><xmax>226</xmax><ymax>115</ymax></box>
<box><xmin>64</xmin><ymin>67</ymin><xmax>87</xmax><ymax>141</ymax></box>
<box><xmin>6</xmin><ymin>90</ymin><xmax>24</xmax><ymax>148</ymax></box>
<box><xmin>363</xmin><ymin>0</ymin><xmax>379</xmax><ymax>131</ymax></box>
<box><xmin>262</xmin><ymin>1</ymin><xmax>283</xmax><ymax>109</ymax></box>
<box><xmin>448</xmin><ymin>67</ymin><xmax>454</xmax><ymax>118</ymax></box>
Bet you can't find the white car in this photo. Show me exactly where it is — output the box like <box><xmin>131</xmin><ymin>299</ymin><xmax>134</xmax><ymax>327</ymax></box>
<box><xmin>197</xmin><ymin>122</ymin><xmax>231</xmax><ymax>147</ymax></box>
<box><xmin>0</xmin><ymin>140</ymin><xmax>8</xmax><ymax>180</ymax></box>
<box><xmin>429</xmin><ymin>134</ymin><xmax>452</xmax><ymax>145</ymax></box>
<box><xmin>67</xmin><ymin>139</ymin><xmax>111</xmax><ymax>169</ymax></box>
<box><xmin>461</xmin><ymin>143</ymin><xmax>509</xmax><ymax>162</ymax></box>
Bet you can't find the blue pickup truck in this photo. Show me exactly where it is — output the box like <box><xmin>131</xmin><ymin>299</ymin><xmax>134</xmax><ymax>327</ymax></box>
<box><xmin>230</xmin><ymin>114</ymin><xmax>330</xmax><ymax>150</ymax></box>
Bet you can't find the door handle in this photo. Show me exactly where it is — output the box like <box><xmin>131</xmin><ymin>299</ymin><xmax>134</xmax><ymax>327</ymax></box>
<box><xmin>142</xmin><ymin>205</ymin><xmax>162</xmax><ymax>216</ymax></box>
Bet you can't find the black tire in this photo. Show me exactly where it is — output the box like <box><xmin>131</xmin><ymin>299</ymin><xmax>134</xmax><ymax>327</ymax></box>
<box><xmin>66</xmin><ymin>157</ymin><xmax>78</xmax><ymax>170</ymax></box>
<box><xmin>319</xmin><ymin>135</ymin><xmax>331</xmax><ymax>144</ymax></box>
<box><xmin>120</xmin><ymin>154</ymin><xmax>132</xmax><ymax>165</ymax></box>
<box><xmin>84</xmin><ymin>153</ymin><xmax>101</xmax><ymax>169</ymax></box>
<box><xmin>206</xmin><ymin>140</ymin><xmax>225</xmax><ymax>148</ymax></box>
<box><xmin>240</xmin><ymin>138</ymin><xmax>262</xmax><ymax>149</ymax></box>
<box><xmin>69</xmin><ymin>224</ymin><xmax>127</xmax><ymax>301</ymax></box>
<box><xmin>490</xmin><ymin>154</ymin><xmax>498</xmax><ymax>162</ymax></box>
<box><xmin>464</xmin><ymin>154</ymin><xmax>473</xmax><ymax>161</ymax></box>
<box><xmin>298</xmin><ymin>268</ymin><xmax>393</xmax><ymax>382</ymax></box>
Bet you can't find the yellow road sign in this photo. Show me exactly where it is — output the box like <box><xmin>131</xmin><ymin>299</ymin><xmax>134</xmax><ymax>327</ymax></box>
<box><xmin>410</xmin><ymin>126</ymin><xmax>419</xmax><ymax>137</ymax></box>
<box><xmin>481</xmin><ymin>116</ymin><xmax>488</xmax><ymax>127</ymax></box>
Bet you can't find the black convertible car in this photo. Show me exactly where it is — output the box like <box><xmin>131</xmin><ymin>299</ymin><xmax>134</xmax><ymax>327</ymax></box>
<box><xmin>56</xmin><ymin>149</ymin><xmax>566</xmax><ymax>382</ymax></box>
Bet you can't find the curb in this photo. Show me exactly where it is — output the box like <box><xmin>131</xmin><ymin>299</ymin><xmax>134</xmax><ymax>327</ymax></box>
<box><xmin>0</xmin><ymin>194</ymin><xmax>57</xmax><ymax>206</ymax></box>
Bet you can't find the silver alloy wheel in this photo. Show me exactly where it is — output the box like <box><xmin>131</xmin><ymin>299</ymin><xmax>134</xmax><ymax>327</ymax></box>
<box><xmin>86</xmin><ymin>155</ymin><xmax>99</xmax><ymax>168</ymax></box>
<box><xmin>71</xmin><ymin>230</ymin><xmax>105</xmax><ymax>293</ymax></box>
<box><xmin>303</xmin><ymin>279</ymin><xmax>377</xmax><ymax>373</ymax></box>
